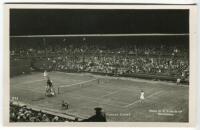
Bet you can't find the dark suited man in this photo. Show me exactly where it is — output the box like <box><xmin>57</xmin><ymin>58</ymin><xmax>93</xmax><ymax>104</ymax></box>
<box><xmin>82</xmin><ymin>107</ymin><xmax>106</xmax><ymax>122</ymax></box>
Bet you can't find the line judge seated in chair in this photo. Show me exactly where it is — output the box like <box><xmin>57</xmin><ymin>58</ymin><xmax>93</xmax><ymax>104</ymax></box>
<box><xmin>61</xmin><ymin>100</ymin><xmax>69</xmax><ymax>110</ymax></box>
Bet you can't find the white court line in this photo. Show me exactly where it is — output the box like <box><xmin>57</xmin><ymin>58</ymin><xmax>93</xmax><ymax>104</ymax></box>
<box><xmin>67</xmin><ymin>93</ymin><xmax>125</xmax><ymax>109</ymax></box>
<box><xmin>100</xmin><ymin>90</ymin><xmax>120</xmax><ymax>98</ymax></box>
<box><xmin>11</xmin><ymin>86</ymin><xmax>44</xmax><ymax>94</ymax></box>
<box><xmin>23</xmin><ymin>79</ymin><xmax>46</xmax><ymax>84</ymax></box>
<box><xmin>13</xmin><ymin>79</ymin><xmax>46</xmax><ymax>86</ymax></box>
<box><xmin>52</xmin><ymin>78</ymin><xmax>82</xmax><ymax>83</ymax></box>
<box><xmin>58</xmin><ymin>78</ymin><xmax>98</xmax><ymax>88</ymax></box>
<box><xmin>124</xmin><ymin>91</ymin><xmax>163</xmax><ymax>108</ymax></box>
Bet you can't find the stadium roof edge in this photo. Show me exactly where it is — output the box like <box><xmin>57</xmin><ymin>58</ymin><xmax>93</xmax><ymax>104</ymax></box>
<box><xmin>4</xmin><ymin>2</ymin><xmax>197</xmax><ymax>5</ymax></box>
<box><xmin>10</xmin><ymin>33</ymin><xmax>189</xmax><ymax>38</ymax></box>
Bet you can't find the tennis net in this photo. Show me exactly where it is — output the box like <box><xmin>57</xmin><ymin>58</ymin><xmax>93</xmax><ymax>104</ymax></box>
<box><xmin>57</xmin><ymin>78</ymin><xmax>100</xmax><ymax>94</ymax></box>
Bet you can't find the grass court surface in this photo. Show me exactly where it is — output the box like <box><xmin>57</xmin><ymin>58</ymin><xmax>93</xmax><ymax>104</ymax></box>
<box><xmin>10</xmin><ymin>71</ymin><xmax>189</xmax><ymax>122</ymax></box>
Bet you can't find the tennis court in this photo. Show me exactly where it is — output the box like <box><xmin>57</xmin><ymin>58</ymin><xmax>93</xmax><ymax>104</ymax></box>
<box><xmin>10</xmin><ymin>71</ymin><xmax>189</xmax><ymax>122</ymax></box>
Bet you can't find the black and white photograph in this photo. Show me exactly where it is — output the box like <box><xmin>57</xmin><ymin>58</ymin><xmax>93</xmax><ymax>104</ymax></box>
<box><xmin>3</xmin><ymin>3</ymin><xmax>197</xmax><ymax>126</ymax></box>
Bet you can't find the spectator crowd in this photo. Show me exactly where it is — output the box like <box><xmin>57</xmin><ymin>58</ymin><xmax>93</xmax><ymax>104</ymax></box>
<box><xmin>10</xmin><ymin>103</ymin><xmax>71</xmax><ymax>122</ymax></box>
<box><xmin>10</xmin><ymin>37</ymin><xmax>189</xmax><ymax>80</ymax></box>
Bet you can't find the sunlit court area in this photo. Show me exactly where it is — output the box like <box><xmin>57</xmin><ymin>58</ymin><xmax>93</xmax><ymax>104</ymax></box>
<box><xmin>10</xmin><ymin>71</ymin><xmax>188</xmax><ymax>122</ymax></box>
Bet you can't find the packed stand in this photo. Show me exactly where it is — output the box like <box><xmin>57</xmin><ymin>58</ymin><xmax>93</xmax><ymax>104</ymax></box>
<box><xmin>10</xmin><ymin>102</ymin><xmax>73</xmax><ymax>122</ymax></box>
<box><xmin>10</xmin><ymin>37</ymin><xmax>189</xmax><ymax>79</ymax></box>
